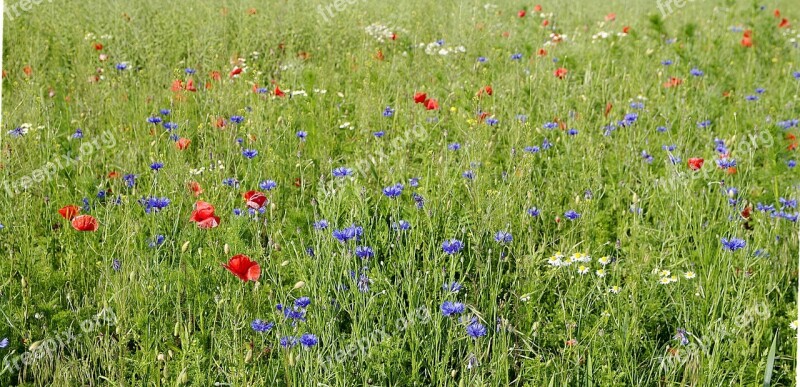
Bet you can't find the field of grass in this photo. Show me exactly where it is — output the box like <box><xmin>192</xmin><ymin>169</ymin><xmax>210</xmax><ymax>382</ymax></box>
<box><xmin>1</xmin><ymin>0</ymin><xmax>799</xmax><ymax>385</ymax></box>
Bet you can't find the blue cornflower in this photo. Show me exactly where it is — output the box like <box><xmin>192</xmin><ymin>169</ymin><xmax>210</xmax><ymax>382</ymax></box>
<box><xmin>140</xmin><ymin>197</ymin><xmax>171</xmax><ymax>213</ymax></box>
<box><xmin>332</xmin><ymin>225</ymin><xmax>363</xmax><ymax>243</ymax></box>
<box><xmin>442</xmin><ymin>239</ymin><xmax>464</xmax><ymax>254</ymax></box>
<box><xmin>477</xmin><ymin>56</ymin><xmax>487</xmax><ymax>63</ymax></box>
<box><xmin>641</xmin><ymin>150</ymin><xmax>654</xmax><ymax>163</ymax></box>
<box><xmin>716</xmin><ymin>159</ymin><xmax>737</xmax><ymax>169</ymax></box>
<box><xmin>662</xmin><ymin>144</ymin><xmax>677</xmax><ymax>152</ymax></box>
<box><xmin>527</xmin><ymin>207</ymin><xmax>540</xmax><ymax>217</ymax></box>
<box><xmin>0</xmin><ymin>338</ymin><xmax>8</xmax><ymax>348</ymax></box>
<box><xmin>242</xmin><ymin>149</ymin><xmax>258</xmax><ymax>159</ymax></box>
<box><xmin>163</xmin><ymin>122</ymin><xmax>178</xmax><ymax>131</ymax></box>
<box><xmin>313</xmin><ymin>220</ymin><xmax>329</xmax><ymax>230</ymax></box>
<box><xmin>306</xmin><ymin>247</ymin><xmax>315</xmax><ymax>257</ymax></box>
<box><xmin>72</xmin><ymin>128</ymin><xmax>84</xmax><ymax>139</ymax></box>
<box><xmin>793</xmin><ymin>71</ymin><xmax>800</xmax><ymax>80</ymax></box>
<box><xmin>112</xmin><ymin>259</ymin><xmax>121</xmax><ymax>271</ymax></box>
<box><xmin>674</xmin><ymin>328</ymin><xmax>690</xmax><ymax>345</ymax></box>
<box><xmin>294</xmin><ymin>297</ymin><xmax>311</xmax><ymax>308</ymax></box>
<box><xmin>233</xmin><ymin>208</ymin><xmax>243</xmax><ymax>216</ymax></box>
<box><xmin>82</xmin><ymin>197</ymin><xmax>91</xmax><ymax>212</ymax></box>
<box><xmin>8</xmin><ymin>127</ymin><xmax>26</xmax><ymax>137</ymax></box>
<box><xmin>657</xmin><ymin>126</ymin><xmax>668</xmax><ymax>133</ymax></box>
<box><xmin>332</xmin><ymin>167</ymin><xmax>353</xmax><ymax>178</ymax></box>
<box><xmin>697</xmin><ymin>120</ymin><xmax>712</xmax><ymax>128</ymax></box>
<box><xmin>788</xmin><ymin>160</ymin><xmax>797</xmax><ymax>168</ymax></box>
<box><xmin>147</xmin><ymin>116</ymin><xmax>163</xmax><ymax>124</ymax></box>
<box><xmin>280</xmin><ymin>336</ymin><xmax>297</xmax><ymax>348</ymax></box>
<box><xmin>230</xmin><ymin>115</ymin><xmax>244</xmax><ymax>124</ymax></box>
<box><xmin>462</xmin><ymin>170</ymin><xmax>475</xmax><ymax>180</ymax></box>
<box><xmin>259</xmin><ymin>180</ymin><xmax>277</xmax><ymax>191</ymax></box>
<box><xmin>486</xmin><ymin>117</ymin><xmax>499</xmax><ymax>126</ymax></box>
<box><xmin>251</xmin><ymin>319</ymin><xmax>274</xmax><ymax>332</ymax></box>
<box><xmin>494</xmin><ymin>231</ymin><xmax>512</xmax><ymax>244</ymax></box>
<box><xmin>122</xmin><ymin>174</ymin><xmax>136</xmax><ymax>188</ymax></box>
<box><xmin>160</xmin><ymin>109</ymin><xmax>171</xmax><ymax>116</ymax></box>
<box><xmin>777</xmin><ymin>119</ymin><xmax>799</xmax><ymax>130</ymax></box>
<box><xmin>564</xmin><ymin>210</ymin><xmax>581</xmax><ymax>220</ymax></box>
<box><xmin>383</xmin><ymin>183</ymin><xmax>404</xmax><ymax>198</ymax></box>
<box><xmin>185</xmin><ymin>68</ymin><xmax>196</xmax><ymax>74</ymax></box>
<box><xmin>755</xmin><ymin>88</ymin><xmax>765</xmax><ymax>94</ymax></box>
<box><xmin>222</xmin><ymin>178</ymin><xmax>240</xmax><ymax>188</ymax></box>
<box><xmin>443</xmin><ymin>282</ymin><xmax>463</xmax><ymax>293</ymax></box>
<box><xmin>148</xmin><ymin>234</ymin><xmax>165</xmax><ymax>247</ymax></box>
<box><xmin>630</xmin><ymin>102</ymin><xmax>644</xmax><ymax>109</ymax></box>
<box><xmin>541</xmin><ymin>138</ymin><xmax>552</xmax><ymax>150</ymax></box>
<box><xmin>623</xmin><ymin>113</ymin><xmax>639</xmax><ymax>124</ymax></box>
<box><xmin>412</xmin><ymin>193</ymin><xmax>425</xmax><ymax>209</ymax></box>
<box><xmin>510</xmin><ymin>53</ymin><xmax>523</xmax><ymax>60</ymax></box>
<box><xmin>383</xmin><ymin>106</ymin><xmax>395</xmax><ymax>117</ymax></box>
<box><xmin>669</xmin><ymin>155</ymin><xmax>681</xmax><ymax>164</ymax></box>
<box><xmin>392</xmin><ymin>220</ymin><xmax>411</xmax><ymax>231</ymax></box>
<box><xmin>516</xmin><ymin>114</ymin><xmax>528</xmax><ymax>123</ymax></box>
<box><xmin>355</xmin><ymin>270</ymin><xmax>372</xmax><ymax>293</ymax></box>
<box><xmin>296</xmin><ymin>131</ymin><xmax>308</xmax><ymax>141</ymax></box>
<box><xmin>448</xmin><ymin>143</ymin><xmax>461</xmax><ymax>151</ymax></box>
<box><xmin>373</xmin><ymin>131</ymin><xmax>386</xmax><ymax>138</ymax></box>
<box><xmin>690</xmin><ymin>68</ymin><xmax>704</xmax><ymax>76</ymax></box>
<box><xmin>299</xmin><ymin>333</ymin><xmax>318</xmax><ymax>347</ymax></box>
<box><xmin>150</xmin><ymin>162</ymin><xmax>164</xmax><ymax>171</ymax></box>
<box><xmin>409</xmin><ymin>177</ymin><xmax>420</xmax><ymax>187</ymax></box>
<box><xmin>466</xmin><ymin>321</ymin><xmax>487</xmax><ymax>339</ymax></box>
<box><xmin>779</xmin><ymin>198</ymin><xmax>797</xmax><ymax>209</ymax></box>
<box><xmin>115</xmin><ymin>63</ymin><xmax>128</xmax><ymax>71</ymax></box>
<box><xmin>756</xmin><ymin>203</ymin><xmax>775</xmax><ymax>212</ymax></box>
<box><xmin>543</xmin><ymin>122</ymin><xmax>558</xmax><ymax>130</ymax></box>
<box><xmin>567</xmin><ymin>129</ymin><xmax>579</xmax><ymax>136</ymax></box>
<box><xmin>523</xmin><ymin>146</ymin><xmax>540</xmax><ymax>153</ymax></box>
<box><xmin>355</xmin><ymin>246</ymin><xmax>374</xmax><ymax>259</ymax></box>
<box><xmin>721</xmin><ymin>237</ymin><xmax>746</xmax><ymax>251</ymax></box>
<box><xmin>661</xmin><ymin>59</ymin><xmax>673</xmax><ymax>66</ymax></box>
<box><xmin>745</xmin><ymin>95</ymin><xmax>758</xmax><ymax>101</ymax></box>
<box><xmin>441</xmin><ymin>301</ymin><xmax>465</xmax><ymax>317</ymax></box>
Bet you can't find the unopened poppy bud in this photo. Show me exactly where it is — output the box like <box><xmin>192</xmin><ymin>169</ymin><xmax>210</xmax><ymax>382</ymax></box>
<box><xmin>224</xmin><ymin>244</ymin><xmax>230</xmax><ymax>255</ymax></box>
<box><xmin>293</xmin><ymin>281</ymin><xmax>305</xmax><ymax>290</ymax></box>
<box><xmin>181</xmin><ymin>241</ymin><xmax>190</xmax><ymax>252</ymax></box>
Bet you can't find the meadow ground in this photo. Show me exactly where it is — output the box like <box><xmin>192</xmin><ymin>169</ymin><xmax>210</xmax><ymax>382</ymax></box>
<box><xmin>1</xmin><ymin>0</ymin><xmax>799</xmax><ymax>385</ymax></box>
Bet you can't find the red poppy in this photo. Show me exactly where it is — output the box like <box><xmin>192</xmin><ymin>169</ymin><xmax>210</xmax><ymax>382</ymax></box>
<box><xmin>176</xmin><ymin>138</ymin><xmax>191</xmax><ymax>150</ymax></box>
<box><xmin>294</xmin><ymin>177</ymin><xmax>302</xmax><ymax>187</ymax></box>
<box><xmin>58</xmin><ymin>205</ymin><xmax>80</xmax><ymax>220</ymax></box>
<box><xmin>188</xmin><ymin>181</ymin><xmax>203</xmax><ymax>197</ymax></box>
<box><xmin>247</xmin><ymin>7</ymin><xmax>257</xmax><ymax>15</ymax></box>
<box><xmin>215</xmin><ymin>117</ymin><xmax>226</xmax><ymax>128</ymax></box>
<box><xmin>108</xmin><ymin>171</ymin><xmax>119</xmax><ymax>179</ymax></box>
<box><xmin>501</xmin><ymin>31</ymin><xmax>510</xmax><ymax>38</ymax></box>
<box><xmin>726</xmin><ymin>167</ymin><xmax>737</xmax><ymax>174</ymax></box>
<box><xmin>779</xmin><ymin>18</ymin><xmax>790</xmax><ymax>28</ymax></box>
<box><xmin>537</xmin><ymin>48</ymin><xmax>547</xmax><ymax>56</ymax></box>
<box><xmin>71</xmin><ymin>215</ymin><xmax>98</xmax><ymax>231</ymax></box>
<box><xmin>185</xmin><ymin>79</ymin><xmax>197</xmax><ymax>92</ymax></box>
<box><xmin>229</xmin><ymin>66</ymin><xmax>243</xmax><ymax>78</ymax></box>
<box><xmin>190</xmin><ymin>201</ymin><xmax>220</xmax><ymax>229</ymax></box>
<box><xmin>223</xmin><ymin>254</ymin><xmax>261</xmax><ymax>282</ymax></box>
<box><xmin>210</xmin><ymin>71</ymin><xmax>222</xmax><ymax>81</ymax></box>
<box><xmin>274</xmin><ymin>86</ymin><xmax>285</xmax><ymax>97</ymax></box>
<box><xmin>424</xmin><ymin>98</ymin><xmax>439</xmax><ymax>110</ymax></box>
<box><xmin>390</xmin><ymin>33</ymin><xmax>397</xmax><ymax>40</ymax></box>
<box><xmin>741</xmin><ymin>205</ymin><xmax>752</xmax><ymax>220</ymax></box>
<box><xmin>171</xmin><ymin>79</ymin><xmax>184</xmax><ymax>92</ymax></box>
<box><xmin>542</xmin><ymin>20</ymin><xmax>549</xmax><ymax>27</ymax></box>
<box><xmin>476</xmin><ymin>85</ymin><xmax>493</xmax><ymax>97</ymax></box>
<box><xmin>375</xmin><ymin>49</ymin><xmax>384</xmax><ymax>61</ymax></box>
<box><xmin>687</xmin><ymin>157</ymin><xmax>704</xmax><ymax>171</ymax></box>
<box><xmin>93</xmin><ymin>43</ymin><xmax>103</xmax><ymax>51</ymax></box>
<box><xmin>605</xmin><ymin>13</ymin><xmax>616</xmax><ymax>22</ymax></box>
<box><xmin>243</xmin><ymin>190</ymin><xmax>268</xmax><ymax>209</ymax></box>
<box><xmin>741</xmin><ymin>30</ymin><xmax>753</xmax><ymax>47</ymax></box>
<box><xmin>533</xmin><ymin>4</ymin><xmax>542</xmax><ymax>12</ymax></box>
<box><xmin>478</xmin><ymin>111</ymin><xmax>489</xmax><ymax>122</ymax></box>
<box><xmin>604</xmin><ymin>103</ymin><xmax>613</xmax><ymax>118</ymax></box>
<box><xmin>518</xmin><ymin>10</ymin><xmax>526</xmax><ymax>18</ymax></box>
<box><xmin>774</xmin><ymin>9</ymin><xmax>781</xmax><ymax>18</ymax></box>
<box><xmin>23</xmin><ymin>66</ymin><xmax>32</xmax><ymax>77</ymax></box>
<box><xmin>663</xmin><ymin>77</ymin><xmax>683</xmax><ymax>88</ymax></box>
<box><xmin>413</xmin><ymin>92</ymin><xmax>427</xmax><ymax>104</ymax></box>
<box><xmin>554</xmin><ymin>68</ymin><xmax>568</xmax><ymax>79</ymax></box>
<box><xmin>622</xmin><ymin>26</ymin><xmax>630</xmax><ymax>34</ymax></box>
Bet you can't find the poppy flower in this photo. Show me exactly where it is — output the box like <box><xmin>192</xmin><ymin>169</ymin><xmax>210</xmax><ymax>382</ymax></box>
<box><xmin>554</xmin><ymin>68</ymin><xmax>568</xmax><ymax>79</ymax></box>
<box><xmin>391</xmin><ymin>33</ymin><xmax>397</xmax><ymax>40</ymax></box>
<box><xmin>58</xmin><ymin>205</ymin><xmax>80</xmax><ymax>220</ymax></box>
<box><xmin>71</xmin><ymin>215</ymin><xmax>98</xmax><ymax>231</ymax></box>
<box><xmin>171</xmin><ymin>79</ymin><xmax>184</xmax><ymax>92</ymax></box>
<box><xmin>537</xmin><ymin>48</ymin><xmax>547</xmax><ymax>56</ymax></box>
<box><xmin>779</xmin><ymin>18</ymin><xmax>790</xmax><ymax>28</ymax></box>
<box><xmin>176</xmin><ymin>138</ymin><xmax>191</xmax><ymax>150</ymax></box>
<box><xmin>190</xmin><ymin>201</ymin><xmax>220</xmax><ymax>229</ymax></box>
<box><xmin>413</xmin><ymin>92</ymin><xmax>427</xmax><ymax>104</ymax></box>
<box><xmin>210</xmin><ymin>71</ymin><xmax>222</xmax><ymax>81</ymax></box>
<box><xmin>93</xmin><ymin>43</ymin><xmax>103</xmax><ymax>51</ymax></box>
<box><xmin>375</xmin><ymin>49</ymin><xmax>384</xmax><ymax>61</ymax></box>
<box><xmin>518</xmin><ymin>10</ymin><xmax>526</xmax><ymax>18</ymax></box>
<box><xmin>425</xmin><ymin>98</ymin><xmax>439</xmax><ymax>110</ymax></box>
<box><xmin>229</xmin><ymin>67</ymin><xmax>243</xmax><ymax>78</ymax></box>
<box><xmin>604</xmin><ymin>103</ymin><xmax>613</xmax><ymax>117</ymax></box>
<box><xmin>188</xmin><ymin>181</ymin><xmax>203</xmax><ymax>197</ymax></box>
<box><xmin>215</xmin><ymin>117</ymin><xmax>226</xmax><ymax>128</ymax></box>
<box><xmin>533</xmin><ymin>4</ymin><xmax>542</xmax><ymax>12</ymax></box>
<box><xmin>294</xmin><ymin>177</ymin><xmax>302</xmax><ymax>187</ymax></box>
<box><xmin>223</xmin><ymin>254</ymin><xmax>261</xmax><ymax>282</ymax></box>
<box><xmin>688</xmin><ymin>157</ymin><xmax>704</xmax><ymax>171</ymax></box>
<box><xmin>542</xmin><ymin>20</ymin><xmax>549</xmax><ymax>27</ymax></box>
<box><xmin>774</xmin><ymin>9</ymin><xmax>781</xmax><ymax>18</ymax></box>
<box><xmin>107</xmin><ymin>171</ymin><xmax>119</xmax><ymax>179</ymax></box>
<box><xmin>622</xmin><ymin>26</ymin><xmax>631</xmax><ymax>34</ymax></box>
<box><xmin>274</xmin><ymin>86</ymin><xmax>285</xmax><ymax>97</ymax></box>
<box><xmin>476</xmin><ymin>85</ymin><xmax>493</xmax><ymax>97</ymax></box>
<box><xmin>605</xmin><ymin>13</ymin><xmax>616</xmax><ymax>22</ymax></box>
<box><xmin>663</xmin><ymin>77</ymin><xmax>683</xmax><ymax>88</ymax></box>
<box><xmin>247</xmin><ymin>7</ymin><xmax>257</xmax><ymax>15</ymax></box>
<box><xmin>185</xmin><ymin>79</ymin><xmax>197</xmax><ymax>92</ymax></box>
<box><xmin>741</xmin><ymin>30</ymin><xmax>753</xmax><ymax>47</ymax></box>
<box><xmin>23</xmin><ymin>66</ymin><xmax>32</xmax><ymax>77</ymax></box>
<box><xmin>741</xmin><ymin>205</ymin><xmax>752</xmax><ymax>220</ymax></box>
<box><xmin>243</xmin><ymin>190</ymin><xmax>268</xmax><ymax>209</ymax></box>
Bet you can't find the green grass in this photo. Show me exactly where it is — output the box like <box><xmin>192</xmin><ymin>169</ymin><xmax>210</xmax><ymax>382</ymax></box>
<box><xmin>1</xmin><ymin>0</ymin><xmax>798</xmax><ymax>385</ymax></box>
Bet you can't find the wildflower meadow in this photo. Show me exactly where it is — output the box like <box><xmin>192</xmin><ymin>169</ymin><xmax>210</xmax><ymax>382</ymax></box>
<box><xmin>1</xmin><ymin>0</ymin><xmax>799</xmax><ymax>385</ymax></box>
